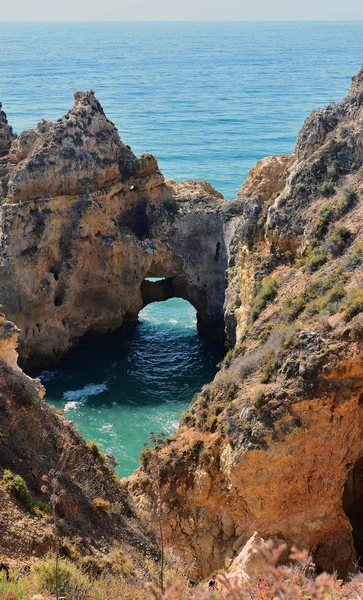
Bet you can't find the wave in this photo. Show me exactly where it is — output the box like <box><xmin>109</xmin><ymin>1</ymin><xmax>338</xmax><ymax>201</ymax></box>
<box><xmin>63</xmin><ymin>382</ymin><xmax>108</xmax><ymax>404</ymax></box>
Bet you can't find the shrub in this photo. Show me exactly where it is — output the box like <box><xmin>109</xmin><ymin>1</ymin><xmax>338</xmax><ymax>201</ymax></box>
<box><xmin>251</xmin><ymin>277</ymin><xmax>280</xmax><ymax>321</ymax></box>
<box><xmin>182</xmin><ymin>411</ymin><xmax>194</xmax><ymax>425</ymax></box>
<box><xmin>206</xmin><ymin>415</ymin><xmax>217</xmax><ymax>432</ymax></box>
<box><xmin>318</xmin><ymin>181</ymin><xmax>335</xmax><ymax>197</ymax></box>
<box><xmin>26</xmin><ymin>555</ymin><xmax>90</xmax><ymax>597</ymax></box>
<box><xmin>325</xmin><ymin>282</ymin><xmax>346</xmax><ymax>304</ymax></box>
<box><xmin>258</xmin><ymin>323</ymin><xmax>273</xmax><ymax>343</ymax></box>
<box><xmin>139</xmin><ymin>446</ymin><xmax>154</xmax><ymax>468</ymax></box>
<box><xmin>81</xmin><ymin>555</ymin><xmax>103</xmax><ymax>578</ymax></box>
<box><xmin>283</xmin><ymin>296</ymin><xmax>306</xmax><ymax>321</ymax></box>
<box><xmin>60</xmin><ymin>541</ymin><xmax>80</xmax><ymax>560</ymax></box>
<box><xmin>347</xmin><ymin>241</ymin><xmax>363</xmax><ymax>268</ymax></box>
<box><xmin>92</xmin><ymin>497</ymin><xmax>111</xmax><ymax>512</ymax></box>
<box><xmin>0</xmin><ymin>470</ymin><xmax>32</xmax><ymax>508</ymax></box>
<box><xmin>339</xmin><ymin>188</ymin><xmax>358</xmax><ymax>214</ymax></box>
<box><xmin>31</xmin><ymin>500</ymin><xmax>51</xmax><ymax>518</ymax></box>
<box><xmin>343</xmin><ymin>290</ymin><xmax>363</xmax><ymax>321</ymax></box>
<box><xmin>315</xmin><ymin>205</ymin><xmax>335</xmax><ymax>239</ymax></box>
<box><xmin>326</xmin><ymin>159</ymin><xmax>340</xmax><ymax>179</ymax></box>
<box><xmin>192</xmin><ymin>440</ymin><xmax>203</xmax><ymax>454</ymax></box>
<box><xmin>87</xmin><ymin>440</ymin><xmax>106</xmax><ymax>462</ymax></box>
<box><xmin>222</xmin><ymin>349</ymin><xmax>233</xmax><ymax>367</ymax></box>
<box><xmin>305</xmin><ymin>247</ymin><xmax>327</xmax><ymax>273</ymax></box>
<box><xmin>325</xmin><ymin>225</ymin><xmax>352</xmax><ymax>257</ymax></box>
<box><xmin>163</xmin><ymin>199</ymin><xmax>179</xmax><ymax>214</ymax></box>
<box><xmin>253</xmin><ymin>389</ymin><xmax>266</xmax><ymax>409</ymax></box>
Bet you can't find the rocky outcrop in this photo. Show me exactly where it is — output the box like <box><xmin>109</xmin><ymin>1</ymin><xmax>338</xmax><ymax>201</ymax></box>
<box><xmin>0</xmin><ymin>103</ymin><xmax>15</xmax><ymax>157</ymax></box>
<box><xmin>0</xmin><ymin>94</ymin><xmax>235</xmax><ymax>368</ymax></box>
<box><xmin>129</xmin><ymin>64</ymin><xmax>363</xmax><ymax>580</ymax></box>
<box><xmin>0</xmin><ymin>313</ymin><xmax>157</xmax><ymax>564</ymax></box>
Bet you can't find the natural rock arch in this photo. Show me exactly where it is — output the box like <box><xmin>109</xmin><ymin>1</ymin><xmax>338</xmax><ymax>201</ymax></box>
<box><xmin>0</xmin><ymin>92</ymin><xmax>238</xmax><ymax>369</ymax></box>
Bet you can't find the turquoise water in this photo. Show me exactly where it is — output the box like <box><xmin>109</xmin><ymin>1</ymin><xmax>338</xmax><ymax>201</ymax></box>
<box><xmin>41</xmin><ymin>300</ymin><xmax>223</xmax><ymax>477</ymax></box>
<box><xmin>1</xmin><ymin>22</ymin><xmax>363</xmax><ymax>475</ymax></box>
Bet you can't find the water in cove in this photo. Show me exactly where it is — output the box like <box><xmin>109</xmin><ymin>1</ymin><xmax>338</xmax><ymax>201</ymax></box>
<box><xmin>42</xmin><ymin>300</ymin><xmax>223</xmax><ymax>477</ymax></box>
<box><xmin>1</xmin><ymin>22</ymin><xmax>363</xmax><ymax>476</ymax></box>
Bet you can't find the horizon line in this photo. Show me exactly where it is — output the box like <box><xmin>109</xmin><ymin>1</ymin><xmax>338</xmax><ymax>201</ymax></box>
<box><xmin>1</xmin><ymin>19</ymin><xmax>363</xmax><ymax>23</ymax></box>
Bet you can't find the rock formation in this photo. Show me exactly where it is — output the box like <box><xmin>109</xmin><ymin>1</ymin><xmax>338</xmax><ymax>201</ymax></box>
<box><xmin>129</xmin><ymin>65</ymin><xmax>363</xmax><ymax>580</ymax></box>
<box><xmin>0</xmin><ymin>93</ymin><xmax>234</xmax><ymax>369</ymax></box>
<box><xmin>0</xmin><ymin>103</ymin><xmax>15</xmax><ymax>158</ymax></box>
<box><xmin>2</xmin><ymin>64</ymin><xmax>363</xmax><ymax>584</ymax></box>
<box><xmin>0</xmin><ymin>311</ymin><xmax>157</xmax><ymax>566</ymax></box>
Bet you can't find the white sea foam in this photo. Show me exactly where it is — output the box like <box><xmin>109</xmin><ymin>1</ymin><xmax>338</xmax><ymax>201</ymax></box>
<box><xmin>63</xmin><ymin>383</ymin><xmax>107</xmax><ymax>404</ymax></box>
<box><xmin>100</xmin><ymin>423</ymin><xmax>114</xmax><ymax>432</ymax></box>
<box><xmin>64</xmin><ymin>401</ymin><xmax>79</xmax><ymax>412</ymax></box>
<box><xmin>169</xmin><ymin>319</ymin><xmax>178</xmax><ymax>324</ymax></box>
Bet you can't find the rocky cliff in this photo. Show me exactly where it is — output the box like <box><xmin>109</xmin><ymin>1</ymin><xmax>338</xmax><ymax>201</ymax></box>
<box><xmin>129</xmin><ymin>65</ymin><xmax>363</xmax><ymax>580</ymax></box>
<box><xmin>0</xmin><ymin>103</ymin><xmax>15</xmax><ymax>158</ymax></box>
<box><xmin>0</xmin><ymin>94</ymin><xmax>234</xmax><ymax>369</ymax></box>
<box><xmin>0</xmin><ymin>312</ymin><xmax>158</xmax><ymax>568</ymax></box>
<box><xmin>2</xmin><ymin>64</ymin><xmax>363</xmax><ymax>585</ymax></box>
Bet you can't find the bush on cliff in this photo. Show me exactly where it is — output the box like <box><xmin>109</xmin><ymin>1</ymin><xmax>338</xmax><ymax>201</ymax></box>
<box><xmin>0</xmin><ymin>469</ymin><xmax>32</xmax><ymax>508</ymax></box>
<box><xmin>318</xmin><ymin>181</ymin><xmax>335</xmax><ymax>197</ymax></box>
<box><xmin>343</xmin><ymin>289</ymin><xmax>363</xmax><ymax>321</ymax></box>
<box><xmin>251</xmin><ymin>277</ymin><xmax>280</xmax><ymax>321</ymax></box>
<box><xmin>25</xmin><ymin>555</ymin><xmax>89</xmax><ymax>598</ymax></box>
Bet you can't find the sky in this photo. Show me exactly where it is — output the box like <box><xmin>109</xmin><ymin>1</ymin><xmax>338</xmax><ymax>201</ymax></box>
<box><xmin>2</xmin><ymin>0</ymin><xmax>363</xmax><ymax>21</ymax></box>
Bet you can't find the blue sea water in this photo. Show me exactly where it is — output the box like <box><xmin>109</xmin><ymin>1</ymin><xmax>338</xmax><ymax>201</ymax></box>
<box><xmin>1</xmin><ymin>22</ymin><xmax>363</xmax><ymax>476</ymax></box>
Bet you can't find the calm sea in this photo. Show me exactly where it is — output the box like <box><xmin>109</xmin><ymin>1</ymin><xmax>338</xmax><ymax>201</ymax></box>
<box><xmin>1</xmin><ymin>22</ymin><xmax>362</xmax><ymax>476</ymax></box>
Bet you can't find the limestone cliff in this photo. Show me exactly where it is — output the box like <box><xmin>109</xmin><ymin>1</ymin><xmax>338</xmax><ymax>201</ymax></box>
<box><xmin>129</xmin><ymin>65</ymin><xmax>363</xmax><ymax>579</ymax></box>
<box><xmin>0</xmin><ymin>312</ymin><xmax>158</xmax><ymax>568</ymax></box>
<box><xmin>0</xmin><ymin>93</ymin><xmax>232</xmax><ymax>369</ymax></box>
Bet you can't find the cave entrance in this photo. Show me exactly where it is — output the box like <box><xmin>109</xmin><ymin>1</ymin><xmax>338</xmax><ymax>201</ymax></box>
<box><xmin>343</xmin><ymin>456</ymin><xmax>363</xmax><ymax>565</ymax></box>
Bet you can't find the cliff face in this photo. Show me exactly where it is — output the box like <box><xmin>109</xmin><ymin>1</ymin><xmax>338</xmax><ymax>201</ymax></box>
<box><xmin>0</xmin><ymin>103</ymin><xmax>15</xmax><ymax>158</ymax></box>
<box><xmin>129</xmin><ymin>66</ymin><xmax>363</xmax><ymax>579</ymax></box>
<box><xmin>0</xmin><ymin>313</ymin><xmax>158</xmax><ymax>566</ymax></box>
<box><xmin>0</xmin><ymin>94</ymin><xmax>232</xmax><ymax>369</ymax></box>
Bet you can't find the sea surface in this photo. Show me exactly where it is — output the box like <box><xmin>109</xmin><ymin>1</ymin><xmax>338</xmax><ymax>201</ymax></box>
<box><xmin>1</xmin><ymin>22</ymin><xmax>363</xmax><ymax>476</ymax></box>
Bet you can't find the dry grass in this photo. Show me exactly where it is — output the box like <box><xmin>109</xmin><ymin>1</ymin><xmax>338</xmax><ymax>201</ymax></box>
<box><xmin>2</xmin><ymin>540</ymin><xmax>363</xmax><ymax>600</ymax></box>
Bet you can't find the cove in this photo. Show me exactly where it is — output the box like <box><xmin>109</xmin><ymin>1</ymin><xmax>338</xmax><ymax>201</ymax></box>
<box><xmin>40</xmin><ymin>297</ymin><xmax>223</xmax><ymax>477</ymax></box>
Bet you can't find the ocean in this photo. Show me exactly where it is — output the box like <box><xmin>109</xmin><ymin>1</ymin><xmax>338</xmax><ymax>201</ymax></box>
<box><xmin>1</xmin><ymin>21</ymin><xmax>362</xmax><ymax>476</ymax></box>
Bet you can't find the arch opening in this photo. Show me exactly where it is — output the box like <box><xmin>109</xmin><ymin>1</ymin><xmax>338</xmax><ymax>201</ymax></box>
<box><xmin>140</xmin><ymin>275</ymin><xmax>224</xmax><ymax>342</ymax></box>
<box><xmin>343</xmin><ymin>456</ymin><xmax>363</xmax><ymax>565</ymax></box>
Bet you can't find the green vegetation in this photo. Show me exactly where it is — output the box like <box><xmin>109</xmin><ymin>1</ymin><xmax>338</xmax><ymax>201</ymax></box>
<box><xmin>251</xmin><ymin>277</ymin><xmax>280</xmax><ymax>321</ymax></box>
<box><xmin>253</xmin><ymin>389</ymin><xmax>266</xmax><ymax>409</ymax></box>
<box><xmin>318</xmin><ymin>181</ymin><xmax>335</xmax><ymax>197</ymax></box>
<box><xmin>87</xmin><ymin>440</ymin><xmax>106</xmax><ymax>462</ymax></box>
<box><xmin>325</xmin><ymin>225</ymin><xmax>352</xmax><ymax>257</ymax></box>
<box><xmin>283</xmin><ymin>269</ymin><xmax>348</xmax><ymax>323</ymax></box>
<box><xmin>0</xmin><ymin>469</ymin><xmax>32</xmax><ymax>508</ymax></box>
<box><xmin>326</xmin><ymin>159</ymin><xmax>340</xmax><ymax>179</ymax></box>
<box><xmin>342</xmin><ymin>289</ymin><xmax>363</xmax><ymax>321</ymax></box>
<box><xmin>338</xmin><ymin>188</ymin><xmax>358</xmax><ymax>214</ymax></box>
<box><xmin>29</xmin><ymin>555</ymin><xmax>89</xmax><ymax>598</ymax></box>
<box><xmin>305</xmin><ymin>247</ymin><xmax>327</xmax><ymax>273</ymax></box>
<box><xmin>315</xmin><ymin>205</ymin><xmax>335</xmax><ymax>240</ymax></box>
